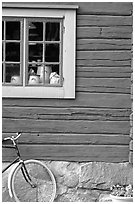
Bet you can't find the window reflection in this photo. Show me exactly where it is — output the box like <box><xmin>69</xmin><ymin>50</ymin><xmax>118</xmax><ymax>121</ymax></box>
<box><xmin>29</xmin><ymin>22</ymin><xmax>43</xmax><ymax>41</ymax></box>
<box><xmin>46</xmin><ymin>22</ymin><xmax>60</xmax><ymax>41</ymax></box>
<box><xmin>6</xmin><ymin>21</ymin><xmax>20</xmax><ymax>40</ymax></box>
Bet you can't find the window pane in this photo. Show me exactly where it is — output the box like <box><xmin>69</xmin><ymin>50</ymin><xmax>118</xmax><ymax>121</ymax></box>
<box><xmin>6</xmin><ymin>21</ymin><xmax>20</xmax><ymax>40</ymax></box>
<box><xmin>5</xmin><ymin>64</ymin><xmax>21</xmax><ymax>84</ymax></box>
<box><xmin>2</xmin><ymin>43</ymin><xmax>4</xmax><ymax>61</ymax></box>
<box><xmin>6</xmin><ymin>43</ymin><xmax>20</xmax><ymax>62</ymax></box>
<box><xmin>46</xmin><ymin>22</ymin><xmax>60</xmax><ymax>41</ymax></box>
<box><xmin>45</xmin><ymin>44</ymin><xmax>59</xmax><ymax>62</ymax></box>
<box><xmin>2</xmin><ymin>21</ymin><xmax>4</xmax><ymax>40</ymax></box>
<box><xmin>29</xmin><ymin>43</ymin><xmax>43</xmax><ymax>62</ymax></box>
<box><xmin>29</xmin><ymin>22</ymin><xmax>43</xmax><ymax>41</ymax></box>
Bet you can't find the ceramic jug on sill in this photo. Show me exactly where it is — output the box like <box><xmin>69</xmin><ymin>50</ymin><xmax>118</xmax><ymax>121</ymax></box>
<box><xmin>37</xmin><ymin>65</ymin><xmax>52</xmax><ymax>84</ymax></box>
<box><xmin>28</xmin><ymin>75</ymin><xmax>40</xmax><ymax>85</ymax></box>
<box><xmin>11</xmin><ymin>76</ymin><xmax>21</xmax><ymax>84</ymax></box>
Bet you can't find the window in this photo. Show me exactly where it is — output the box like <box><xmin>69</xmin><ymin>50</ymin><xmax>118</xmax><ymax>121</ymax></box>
<box><xmin>2</xmin><ymin>3</ymin><xmax>77</xmax><ymax>98</ymax></box>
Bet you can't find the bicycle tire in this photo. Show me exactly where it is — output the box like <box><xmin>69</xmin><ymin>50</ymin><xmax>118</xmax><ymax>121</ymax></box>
<box><xmin>10</xmin><ymin>160</ymin><xmax>56</xmax><ymax>202</ymax></box>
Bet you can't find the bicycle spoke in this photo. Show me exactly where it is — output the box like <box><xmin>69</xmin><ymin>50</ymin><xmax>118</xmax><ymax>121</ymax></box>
<box><xmin>11</xmin><ymin>160</ymin><xmax>56</xmax><ymax>202</ymax></box>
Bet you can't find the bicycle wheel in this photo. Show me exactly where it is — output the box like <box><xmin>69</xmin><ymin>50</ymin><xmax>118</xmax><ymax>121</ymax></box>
<box><xmin>10</xmin><ymin>160</ymin><xmax>56</xmax><ymax>202</ymax></box>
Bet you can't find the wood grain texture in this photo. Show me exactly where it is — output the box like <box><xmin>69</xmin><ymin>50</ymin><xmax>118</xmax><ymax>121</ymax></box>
<box><xmin>2</xmin><ymin>93</ymin><xmax>131</xmax><ymax>108</ymax></box>
<box><xmin>77</xmin><ymin>51</ymin><xmax>131</xmax><ymax>67</ymax></box>
<box><xmin>2</xmin><ymin>118</ymin><xmax>130</xmax><ymax>134</ymax></box>
<box><xmin>77</xmin><ymin>39</ymin><xmax>132</xmax><ymax>51</ymax></box>
<box><xmin>77</xmin><ymin>67</ymin><xmax>131</xmax><ymax>78</ymax></box>
<box><xmin>77</xmin><ymin>27</ymin><xmax>132</xmax><ymax>39</ymax></box>
<box><xmin>2</xmin><ymin>107</ymin><xmax>130</xmax><ymax>121</ymax></box>
<box><xmin>77</xmin><ymin>59</ymin><xmax>131</xmax><ymax>67</ymax></box>
<box><xmin>77</xmin><ymin>15</ymin><xmax>133</xmax><ymax>26</ymax></box>
<box><xmin>76</xmin><ymin>78</ymin><xmax>131</xmax><ymax>94</ymax></box>
<box><xmin>77</xmin><ymin>51</ymin><xmax>131</xmax><ymax>60</ymax></box>
<box><xmin>2</xmin><ymin>144</ymin><xmax>129</xmax><ymax>162</ymax></box>
<box><xmin>2</xmin><ymin>133</ymin><xmax>130</xmax><ymax>145</ymax></box>
<box><xmin>76</xmin><ymin>2</ymin><xmax>132</xmax><ymax>15</ymax></box>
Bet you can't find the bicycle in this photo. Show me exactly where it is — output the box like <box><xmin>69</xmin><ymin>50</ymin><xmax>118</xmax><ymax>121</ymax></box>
<box><xmin>2</xmin><ymin>132</ymin><xmax>56</xmax><ymax>202</ymax></box>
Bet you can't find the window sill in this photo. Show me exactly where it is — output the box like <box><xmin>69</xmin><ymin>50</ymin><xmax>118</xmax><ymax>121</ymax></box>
<box><xmin>2</xmin><ymin>86</ymin><xmax>66</xmax><ymax>98</ymax></box>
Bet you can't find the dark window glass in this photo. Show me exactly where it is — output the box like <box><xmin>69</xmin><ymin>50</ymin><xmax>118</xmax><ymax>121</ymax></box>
<box><xmin>28</xmin><ymin>43</ymin><xmax>43</xmax><ymax>62</ymax></box>
<box><xmin>45</xmin><ymin>44</ymin><xmax>59</xmax><ymax>62</ymax></box>
<box><xmin>2</xmin><ymin>21</ymin><xmax>4</xmax><ymax>40</ymax></box>
<box><xmin>6</xmin><ymin>21</ymin><xmax>20</xmax><ymax>40</ymax></box>
<box><xmin>5</xmin><ymin>64</ymin><xmax>20</xmax><ymax>83</ymax></box>
<box><xmin>29</xmin><ymin>22</ymin><xmax>43</xmax><ymax>41</ymax></box>
<box><xmin>6</xmin><ymin>42</ymin><xmax>20</xmax><ymax>62</ymax></box>
<box><xmin>2</xmin><ymin>43</ymin><xmax>4</xmax><ymax>61</ymax></box>
<box><xmin>46</xmin><ymin>22</ymin><xmax>60</xmax><ymax>41</ymax></box>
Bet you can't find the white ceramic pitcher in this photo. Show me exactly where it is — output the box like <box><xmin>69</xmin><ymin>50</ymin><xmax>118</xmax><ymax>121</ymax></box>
<box><xmin>37</xmin><ymin>65</ymin><xmax>52</xmax><ymax>84</ymax></box>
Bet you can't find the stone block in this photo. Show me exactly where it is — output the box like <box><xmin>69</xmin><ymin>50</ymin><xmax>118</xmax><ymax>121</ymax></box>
<box><xmin>64</xmin><ymin>172</ymin><xmax>79</xmax><ymax>188</ymax></box>
<box><xmin>99</xmin><ymin>194</ymin><xmax>112</xmax><ymax>202</ymax></box>
<box><xmin>80</xmin><ymin>162</ymin><xmax>133</xmax><ymax>189</ymax></box>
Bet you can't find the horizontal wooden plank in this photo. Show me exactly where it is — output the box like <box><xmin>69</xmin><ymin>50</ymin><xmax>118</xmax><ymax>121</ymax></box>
<box><xmin>2</xmin><ymin>93</ymin><xmax>131</xmax><ymax>108</ymax></box>
<box><xmin>77</xmin><ymin>59</ymin><xmax>131</xmax><ymax>67</ymax></box>
<box><xmin>77</xmin><ymin>52</ymin><xmax>131</xmax><ymax>67</ymax></box>
<box><xmin>77</xmin><ymin>39</ymin><xmax>132</xmax><ymax>51</ymax></box>
<box><xmin>2</xmin><ymin>107</ymin><xmax>131</xmax><ymax>121</ymax></box>
<box><xmin>77</xmin><ymin>51</ymin><xmax>131</xmax><ymax>67</ymax></box>
<box><xmin>2</xmin><ymin>133</ymin><xmax>130</xmax><ymax>145</ymax></box>
<box><xmin>102</xmin><ymin>26</ymin><xmax>133</xmax><ymax>39</ymax></box>
<box><xmin>2</xmin><ymin>144</ymin><xmax>129</xmax><ymax>162</ymax></box>
<box><xmin>77</xmin><ymin>26</ymin><xmax>132</xmax><ymax>39</ymax></box>
<box><xmin>76</xmin><ymin>2</ymin><xmax>132</xmax><ymax>16</ymax></box>
<box><xmin>77</xmin><ymin>67</ymin><xmax>131</xmax><ymax>78</ymax></box>
<box><xmin>2</xmin><ymin>119</ymin><xmax>130</xmax><ymax>134</ymax></box>
<box><xmin>77</xmin><ymin>51</ymin><xmax>131</xmax><ymax>60</ymax></box>
<box><xmin>76</xmin><ymin>78</ymin><xmax>131</xmax><ymax>94</ymax></box>
<box><xmin>77</xmin><ymin>15</ymin><xmax>132</xmax><ymax>26</ymax></box>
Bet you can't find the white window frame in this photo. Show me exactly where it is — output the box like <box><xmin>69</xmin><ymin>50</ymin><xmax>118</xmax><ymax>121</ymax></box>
<box><xmin>2</xmin><ymin>3</ymin><xmax>78</xmax><ymax>98</ymax></box>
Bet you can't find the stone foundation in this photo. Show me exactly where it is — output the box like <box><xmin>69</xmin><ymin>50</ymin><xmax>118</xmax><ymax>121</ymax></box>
<box><xmin>2</xmin><ymin>161</ymin><xmax>133</xmax><ymax>202</ymax></box>
<box><xmin>45</xmin><ymin>161</ymin><xmax>133</xmax><ymax>202</ymax></box>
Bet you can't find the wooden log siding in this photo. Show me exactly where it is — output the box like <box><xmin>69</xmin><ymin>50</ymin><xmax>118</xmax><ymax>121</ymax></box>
<box><xmin>2</xmin><ymin>2</ymin><xmax>132</xmax><ymax>162</ymax></box>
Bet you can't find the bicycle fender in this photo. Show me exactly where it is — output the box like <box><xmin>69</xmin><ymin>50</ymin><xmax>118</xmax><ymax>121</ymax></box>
<box><xmin>8</xmin><ymin>162</ymin><xmax>20</xmax><ymax>198</ymax></box>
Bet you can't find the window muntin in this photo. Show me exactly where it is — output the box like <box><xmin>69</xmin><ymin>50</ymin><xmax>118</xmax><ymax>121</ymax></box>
<box><xmin>2</xmin><ymin>18</ymin><xmax>63</xmax><ymax>87</ymax></box>
<box><xmin>2</xmin><ymin>18</ymin><xmax>23</xmax><ymax>85</ymax></box>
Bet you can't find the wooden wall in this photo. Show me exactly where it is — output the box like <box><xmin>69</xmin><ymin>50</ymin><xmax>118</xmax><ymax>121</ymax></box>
<box><xmin>2</xmin><ymin>2</ymin><xmax>132</xmax><ymax>162</ymax></box>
